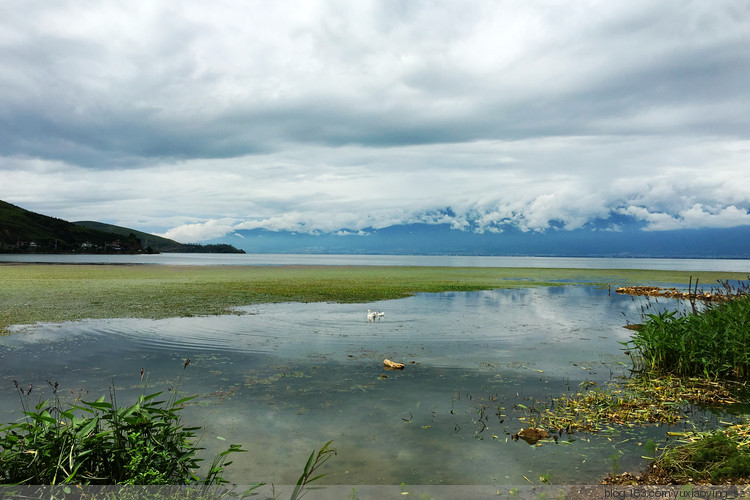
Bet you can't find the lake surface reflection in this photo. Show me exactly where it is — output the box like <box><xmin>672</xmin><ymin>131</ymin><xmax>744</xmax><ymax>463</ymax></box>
<box><xmin>0</xmin><ymin>286</ymin><xmax>720</xmax><ymax>484</ymax></box>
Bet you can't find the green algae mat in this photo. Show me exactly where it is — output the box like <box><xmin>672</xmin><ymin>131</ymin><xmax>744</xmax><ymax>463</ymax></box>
<box><xmin>0</xmin><ymin>263</ymin><xmax>746</xmax><ymax>333</ymax></box>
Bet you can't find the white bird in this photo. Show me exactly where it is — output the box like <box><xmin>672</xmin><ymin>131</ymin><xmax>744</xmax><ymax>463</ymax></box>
<box><xmin>367</xmin><ymin>309</ymin><xmax>377</xmax><ymax>321</ymax></box>
<box><xmin>377</xmin><ymin>310</ymin><xmax>385</xmax><ymax>318</ymax></box>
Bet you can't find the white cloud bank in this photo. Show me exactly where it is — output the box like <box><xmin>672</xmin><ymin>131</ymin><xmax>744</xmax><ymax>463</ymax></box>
<box><xmin>0</xmin><ymin>1</ymin><xmax>749</xmax><ymax>242</ymax></box>
<box><xmin>623</xmin><ymin>205</ymin><xmax>750</xmax><ymax>232</ymax></box>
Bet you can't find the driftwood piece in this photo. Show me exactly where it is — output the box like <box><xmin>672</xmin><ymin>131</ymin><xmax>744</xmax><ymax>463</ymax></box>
<box><xmin>383</xmin><ymin>359</ymin><xmax>405</xmax><ymax>370</ymax></box>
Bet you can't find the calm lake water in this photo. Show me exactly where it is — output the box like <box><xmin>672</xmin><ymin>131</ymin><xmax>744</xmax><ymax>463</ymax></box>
<box><xmin>1</xmin><ymin>252</ymin><xmax>750</xmax><ymax>271</ymax></box>
<box><xmin>0</xmin><ymin>285</ymin><xmax>740</xmax><ymax>485</ymax></box>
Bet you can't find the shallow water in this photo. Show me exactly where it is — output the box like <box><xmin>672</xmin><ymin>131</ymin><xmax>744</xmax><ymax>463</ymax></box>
<box><xmin>0</xmin><ymin>286</ymin><xmax>735</xmax><ymax>484</ymax></box>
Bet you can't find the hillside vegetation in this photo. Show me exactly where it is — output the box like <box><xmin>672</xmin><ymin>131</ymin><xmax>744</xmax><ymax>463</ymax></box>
<box><xmin>0</xmin><ymin>200</ymin><xmax>243</xmax><ymax>254</ymax></box>
<box><xmin>0</xmin><ymin>200</ymin><xmax>145</xmax><ymax>253</ymax></box>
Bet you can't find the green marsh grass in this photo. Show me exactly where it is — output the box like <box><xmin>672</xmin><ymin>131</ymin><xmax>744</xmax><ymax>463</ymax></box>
<box><xmin>652</xmin><ymin>423</ymin><xmax>750</xmax><ymax>484</ymax></box>
<box><xmin>290</xmin><ymin>440</ymin><xmax>336</xmax><ymax>500</ymax></box>
<box><xmin>626</xmin><ymin>292</ymin><xmax>750</xmax><ymax>380</ymax></box>
<box><xmin>1</xmin><ymin>263</ymin><xmax>745</xmax><ymax>333</ymax></box>
<box><xmin>0</xmin><ymin>380</ymin><xmax>246</xmax><ymax>485</ymax></box>
<box><xmin>604</xmin><ymin>422</ymin><xmax>750</xmax><ymax>485</ymax></box>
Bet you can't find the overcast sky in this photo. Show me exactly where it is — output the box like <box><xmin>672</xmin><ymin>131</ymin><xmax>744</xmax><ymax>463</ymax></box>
<box><xmin>1</xmin><ymin>0</ymin><xmax>749</xmax><ymax>242</ymax></box>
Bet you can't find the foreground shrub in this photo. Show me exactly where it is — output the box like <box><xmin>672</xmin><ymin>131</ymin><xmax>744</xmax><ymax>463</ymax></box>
<box><xmin>0</xmin><ymin>386</ymin><xmax>243</xmax><ymax>485</ymax></box>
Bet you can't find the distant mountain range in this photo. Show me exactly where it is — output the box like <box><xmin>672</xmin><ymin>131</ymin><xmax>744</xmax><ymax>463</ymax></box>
<box><xmin>0</xmin><ymin>200</ymin><xmax>244</xmax><ymax>254</ymax></box>
<box><xmin>202</xmin><ymin>221</ymin><xmax>750</xmax><ymax>259</ymax></box>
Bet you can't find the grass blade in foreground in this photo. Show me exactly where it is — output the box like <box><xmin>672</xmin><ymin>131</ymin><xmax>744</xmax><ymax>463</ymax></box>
<box><xmin>289</xmin><ymin>441</ymin><xmax>336</xmax><ymax>500</ymax></box>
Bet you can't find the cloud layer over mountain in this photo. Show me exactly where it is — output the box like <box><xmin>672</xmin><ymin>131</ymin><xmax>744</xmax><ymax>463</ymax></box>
<box><xmin>1</xmin><ymin>1</ymin><xmax>748</xmax><ymax>244</ymax></box>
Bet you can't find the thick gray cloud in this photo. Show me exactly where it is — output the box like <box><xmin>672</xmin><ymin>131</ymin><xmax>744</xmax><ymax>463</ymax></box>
<box><xmin>1</xmin><ymin>0</ymin><xmax>749</xmax><ymax>241</ymax></box>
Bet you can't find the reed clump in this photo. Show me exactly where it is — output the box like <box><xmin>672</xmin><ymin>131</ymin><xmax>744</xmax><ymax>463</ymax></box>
<box><xmin>0</xmin><ymin>376</ymin><xmax>337</xmax><ymax>492</ymax></box>
<box><xmin>626</xmin><ymin>287</ymin><xmax>750</xmax><ymax>380</ymax></box>
<box><xmin>488</xmin><ymin>281</ymin><xmax>750</xmax><ymax>441</ymax></box>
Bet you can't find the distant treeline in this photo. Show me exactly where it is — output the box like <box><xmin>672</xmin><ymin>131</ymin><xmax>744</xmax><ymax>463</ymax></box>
<box><xmin>166</xmin><ymin>243</ymin><xmax>245</xmax><ymax>254</ymax></box>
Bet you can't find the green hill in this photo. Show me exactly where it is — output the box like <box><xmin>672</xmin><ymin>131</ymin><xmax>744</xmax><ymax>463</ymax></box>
<box><xmin>74</xmin><ymin>222</ymin><xmax>244</xmax><ymax>253</ymax></box>
<box><xmin>74</xmin><ymin>221</ymin><xmax>181</xmax><ymax>252</ymax></box>
<box><xmin>0</xmin><ymin>200</ymin><xmax>145</xmax><ymax>253</ymax></box>
<box><xmin>0</xmin><ymin>200</ymin><xmax>244</xmax><ymax>254</ymax></box>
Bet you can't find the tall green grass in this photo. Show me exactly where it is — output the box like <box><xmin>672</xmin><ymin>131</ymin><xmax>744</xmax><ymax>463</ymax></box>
<box><xmin>0</xmin><ymin>381</ymin><xmax>245</xmax><ymax>485</ymax></box>
<box><xmin>626</xmin><ymin>292</ymin><xmax>750</xmax><ymax>380</ymax></box>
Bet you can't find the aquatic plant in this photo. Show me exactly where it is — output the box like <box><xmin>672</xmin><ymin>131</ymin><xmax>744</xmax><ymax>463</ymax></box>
<box><xmin>610</xmin><ymin>453</ymin><xmax>620</xmax><ymax>477</ymax></box>
<box><xmin>625</xmin><ymin>289</ymin><xmax>750</xmax><ymax>380</ymax></box>
<box><xmin>290</xmin><ymin>440</ymin><xmax>336</xmax><ymax>500</ymax></box>
<box><xmin>603</xmin><ymin>282</ymin><xmax>750</xmax><ymax>485</ymax></box>
<box><xmin>523</xmin><ymin>376</ymin><xmax>739</xmax><ymax>434</ymax></box>
<box><xmin>1</xmin><ymin>377</ymin><xmax>338</xmax><ymax>496</ymax></box>
<box><xmin>0</xmin><ymin>380</ymin><xmax>246</xmax><ymax>486</ymax></box>
<box><xmin>524</xmin><ymin>384</ymin><xmax>681</xmax><ymax>434</ymax></box>
<box><xmin>661</xmin><ymin>432</ymin><xmax>750</xmax><ymax>483</ymax></box>
<box><xmin>638</xmin><ymin>423</ymin><xmax>750</xmax><ymax>484</ymax></box>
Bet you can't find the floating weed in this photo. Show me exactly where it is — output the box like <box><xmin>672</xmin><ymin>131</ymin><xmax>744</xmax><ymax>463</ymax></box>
<box><xmin>524</xmin><ymin>375</ymin><xmax>742</xmax><ymax>435</ymax></box>
<box><xmin>243</xmin><ymin>370</ymin><xmax>308</xmax><ymax>387</ymax></box>
<box><xmin>622</xmin><ymin>374</ymin><xmax>741</xmax><ymax>407</ymax></box>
